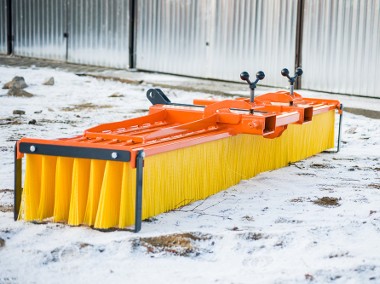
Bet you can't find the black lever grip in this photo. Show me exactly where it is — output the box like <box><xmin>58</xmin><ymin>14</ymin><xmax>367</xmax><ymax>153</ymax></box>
<box><xmin>281</xmin><ymin>68</ymin><xmax>290</xmax><ymax>78</ymax></box>
<box><xmin>240</xmin><ymin>70</ymin><xmax>265</xmax><ymax>104</ymax></box>
<box><xmin>295</xmin><ymin>67</ymin><xmax>303</xmax><ymax>77</ymax></box>
<box><xmin>240</xmin><ymin>71</ymin><xmax>265</xmax><ymax>89</ymax></box>
<box><xmin>240</xmin><ymin>71</ymin><xmax>251</xmax><ymax>83</ymax></box>
<box><xmin>281</xmin><ymin>67</ymin><xmax>303</xmax><ymax>84</ymax></box>
<box><xmin>256</xmin><ymin>71</ymin><xmax>265</xmax><ymax>81</ymax></box>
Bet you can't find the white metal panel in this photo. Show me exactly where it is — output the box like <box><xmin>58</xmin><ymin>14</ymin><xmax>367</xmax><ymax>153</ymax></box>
<box><xmin>12</xmin><ymin>0</ymin><xmax>67</xmax><ymax>60</ymax></box>
<box><xmin>207</xmin><ymin>0</ymin><xmax>298</xmax><ymax>87</ymax></box>
<box><xmin>302</xmin><ymin>0</ymin><xmax>380</xmax><ymax>98</ymax></box>
<box><xmin>136</xmin><ymin>0</ymin><xmax>209</xmax><ymax>77</ymax></box>
<box><xmin>136</xmin><ymin>0</ymin><xmax>299</xmax><ymax>87</ymax></box>
<box><xmin>67</xmin><ymin>0</ymin><xmax>130</xmax><ymax>69</ymax></box>
<box><xmin>0</xmin><ymin>0</ymin><xmax>8</xmax><ymax>54</ymax></box>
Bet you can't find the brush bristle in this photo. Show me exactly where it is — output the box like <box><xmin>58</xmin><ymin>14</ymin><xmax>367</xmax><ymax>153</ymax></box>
<box><xmin>54</xmin><ymin>157</ymin><xmax>73</xmax><ymax>222</ymax></box>
<box><xmin>83</xmin><ymin>159</ymin><xmax>106</xmax><ymax>226</ymax></box>
<box><xmin>68</xmin><ymin>158</ymin><xmax>90</xmax><ymax>225</ymax></box>
<box><xmin>19</xmin><ymin>110</ymin><xmax>335</xmax><ymax>229</ymax></box>
<box><xmin>38</xmin><ymin>155</ymin><xmax>56</xmax><ymax>219</ymax></box>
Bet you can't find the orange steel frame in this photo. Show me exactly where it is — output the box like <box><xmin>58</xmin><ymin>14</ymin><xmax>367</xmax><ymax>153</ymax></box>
<box><xmin>14</xmin><ymin>89</ymin><xmax>342</xmax><ymax>231</ymax></box>
<box><xmin>16</xmin><ymin>90</ymin><xmax>341</xmax><ymax>167</ymax></box>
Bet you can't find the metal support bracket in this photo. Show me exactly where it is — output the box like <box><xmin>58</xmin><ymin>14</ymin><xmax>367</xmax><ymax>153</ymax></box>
<box><xmin>147</xmin><ymin>88</ymin><xmax>203</xmax><ymax>109</ymax></box>
<box><xmin>134</xmin><ymin>150</ymin><xmax>145</xmax><ymax>232</ymax></box>
<box><xmin>324</xmin><ymin>104</ymin><xmax>343</xmax><ymax>154</ymax></box>
<box><xmin>14</xmin><ymin>143</ymin><xmax>22</xmax><ymax>221</ymax></box>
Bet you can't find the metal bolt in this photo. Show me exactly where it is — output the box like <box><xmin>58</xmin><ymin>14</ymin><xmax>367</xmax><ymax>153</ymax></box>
<box><xmin>111</xmin><ymin>152</ymin><xmax>118</xmax><ymax>159</ymax></box>
<box><xmin>30</xmin><ymin>145</ymin><xmax>36</xmax><ymax>152</ymax></box>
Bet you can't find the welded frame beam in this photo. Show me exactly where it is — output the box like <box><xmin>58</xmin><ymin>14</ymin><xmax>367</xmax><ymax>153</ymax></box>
<box><xmin>18</xmin><ymin>142</ymin><xmax>131</xmax><ymax>162</ymax></box>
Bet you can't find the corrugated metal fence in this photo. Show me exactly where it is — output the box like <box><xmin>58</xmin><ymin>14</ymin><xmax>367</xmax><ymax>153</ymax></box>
<box><xmin>136</xmin><ymin>0</ymin><xmax>209</xmax><ymax>79</ymax></box>
<box><xmin>0</xmin><ymin>0</ymin><xmax>379</xmax><ymax>97</ymax></box>
<box><xmin>68</xmin><ymin>0</ymin><xmax>130</xmax><ymax>68</ymax></box>
<box><xmin>12</xmin><ymin>0</ymin><xmax>67</xmax><ymax>60</ymax></box>
<box><xmin>136</xmin><ymin>0</ymin><xmax>380</xmax><ymax>97</ymax></box>
<box><xmin>11</xmin><ymin>0</ymin><xmax>130</xmax><ymax>68</ymax></box>
<box><xmin>207</xmin><ymin>0</ymin><xmax>298</xmax><ymax>87</ymax></box>
<box><xmin>136</xmin><ymin>0</ymin><xmax>299</xmax><ymax>87</ymax></box>
<box><xmin>302</xmin><ymin>0</ymin><xmax>380</xmax><ymax>98</ymax></box>
<box><xmin>0</xmin><ymin>0</ymin><xmax>8</xmax><ymax>54</ymax></box>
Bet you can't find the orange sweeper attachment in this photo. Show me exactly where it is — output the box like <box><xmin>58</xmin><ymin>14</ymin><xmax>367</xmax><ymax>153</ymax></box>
<box><xmin>14</xmin><ymin>68</ymin><xmax>343</xmax><ymax>232</ymax></box>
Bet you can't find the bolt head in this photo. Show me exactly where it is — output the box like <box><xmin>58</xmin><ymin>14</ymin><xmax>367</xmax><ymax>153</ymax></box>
<box><xmin>111</xmin><ymin>152</ymin><xmax>118</xmax><ymax>159</ymax></box>
<box><xmin>30</xmin><ymin>145</ymin><xmax>36</xmax><ymax>152</ymax></box>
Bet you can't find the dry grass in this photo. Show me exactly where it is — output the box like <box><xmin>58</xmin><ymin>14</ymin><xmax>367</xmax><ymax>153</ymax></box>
<box><xmin>313</xmin><ymin>197</ymin><xmax>341</xmax><ymax>207</ymax></box>
<box><xmin>0</xmin><ymin>189</ymin><xmax>13</xmax><ymax>212</ymax></box>
<box><xmin>368</xmin><ymin>184</ymin><xmax>380</xmax><ymax>189</ymax></box>
<box><xmin>134</xmin><ymin>232</ymin><xmax>212</xmax><ymax>256</ymax></box>
<box><xmin>239</xmin><ymin>232</ymin><xmax>264</xmax><ymax>241</ymax></box>
<box><xmin>309</xmin><ymin>163</ymin><xmax>334</xmax><ymax>169</ymax></box>
<box><xmin>0</xmin><ymin>205</ymin><xmax>13</xmax><ymax>213</ymax></box>
<box><xmin>61</xmin><ymin>103</ymin><xmax>112</xmax><ymax>112</ymax></box>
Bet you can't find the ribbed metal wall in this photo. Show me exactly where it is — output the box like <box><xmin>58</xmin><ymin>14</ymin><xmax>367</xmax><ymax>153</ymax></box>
<box><xmin>210</xmin><ymin>0</ymin><xmax>299</xmax><ymax>86</ymax></box>
<box><xmin>12</xmin><ymin>0</ymin><xmax>67</xmax><ymax>60</ymax></box>
<box><xmin>0</xmin><ymin>0</ymin><xmax>8</xmax><ymax>54</ymax></box>
<box><xmin>6</xmin><ymin>0</ymin><xmax>380</xmax><ymax>97</ymax></box>
<box><xmin>136</xmin><ymin>0</ymin><xmax>298</xmax><ymax>87</ymax></box>
<box><xmin>136</xmin><ymin>0</ymin><xmax>208</xmax><ymax>77</ymax></box>
<box><xmin>302</xmin><ymin>0</ymin><xmax>380</xmax><ymax>98</ymax></box>
<box><xmin>11</xmin><ymin>0</ymin><xmax>130</xmax><ymax>68</ymax></box>
<box><xmin>67</xmin><ymin>0</ymin><xmax>130</xmax><ymax>68</ymax></box>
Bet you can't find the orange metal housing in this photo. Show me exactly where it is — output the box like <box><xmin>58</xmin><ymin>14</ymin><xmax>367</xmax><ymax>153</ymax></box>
<box><xmin>14</xmin><ymin>88</ymin><xmax>342</xmax><ymax>232</ymax></box>
<box><xmin>16</xmin><ymin>90</ymin><xmax>341</xmax><ymax>168</ymax></box>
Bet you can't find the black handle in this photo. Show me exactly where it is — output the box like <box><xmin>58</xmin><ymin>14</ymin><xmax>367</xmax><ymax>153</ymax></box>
<box><xmin>240</xmin><ymin>71</ymin><xmax>265</xmax><ymax>90</ymax></box>
<box><xmin>281</xmin><ymin>67</ymin><xmax>303</xmax><ymax>85</ymax></box>
<box><xmin>240</xmin><ymin>71</ymin><xmax>265</xmax><ymax>104</ymax></box>
<box><xmin>240</xmin><ymin>71</ymin><xmax>251</xmax><ymax>83</ymax></box>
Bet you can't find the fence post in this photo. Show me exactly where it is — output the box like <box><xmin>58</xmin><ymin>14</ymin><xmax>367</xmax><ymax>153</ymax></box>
<box><xmin>6</xmin><ymin>0</ymin><xmax>12</xmax><ymax>54</ymax></box>
<box><xmin>129</xmin><ymin>0</ymin><xmax>136</xmax><ymax>69</ymax></box>
<box><xmin>294</xmin><ymin>0</ymin><xmax>305</xmax><ymax>90</ymax></box>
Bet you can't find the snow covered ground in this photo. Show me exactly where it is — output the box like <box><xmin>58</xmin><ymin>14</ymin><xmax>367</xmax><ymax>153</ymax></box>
<box><xmin>0</xmin><ymin>65</ymin><xmax>379</xmax><ymax>284</ymax></box>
